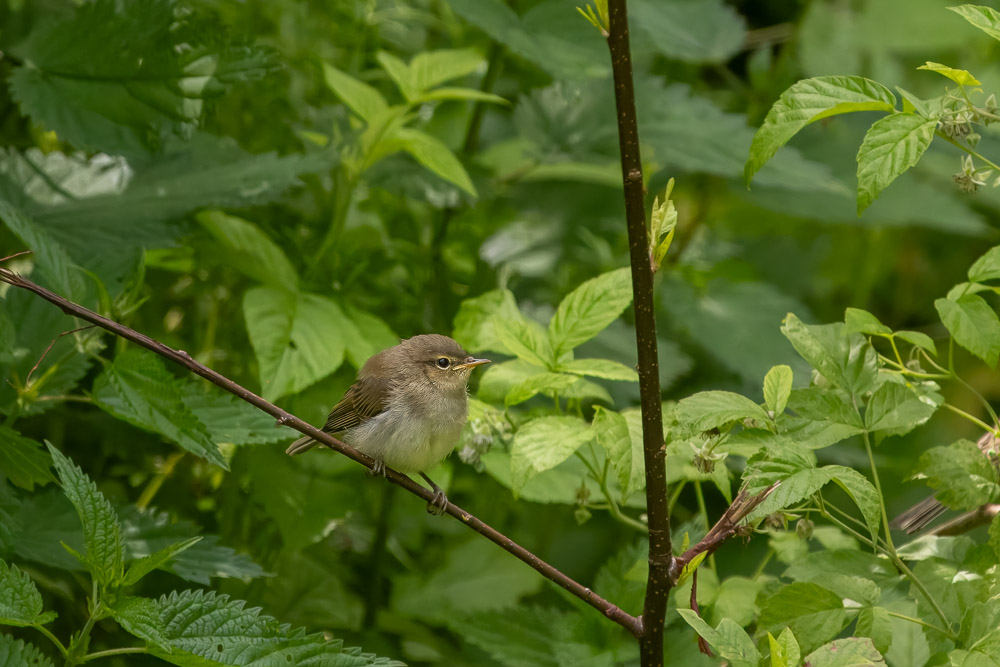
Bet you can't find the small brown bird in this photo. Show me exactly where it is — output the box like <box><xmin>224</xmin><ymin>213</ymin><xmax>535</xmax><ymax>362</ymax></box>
<box><xmin>286</xmin><ymin>334</ymin><xmax>489</xmax><ymax>514</ymax></box>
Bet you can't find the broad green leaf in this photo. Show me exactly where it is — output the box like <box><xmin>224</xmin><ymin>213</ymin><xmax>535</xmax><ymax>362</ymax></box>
<box><xmin>510</xmin><ymin>416</ymin><xmax>593</xmax><ymax>490</ymax></box>
<box><xmin>895</xmin><ymin>330</ymin><xmax>937</xmax><ymax>354</ymax></box>
<box><xmin>745</xmin><ymin>76</ymin><xmax>896</xmax><ymax>185</ymax></box>
<box><xmin>150</xmin><ymin>589</ymin><xmax>390</xmax><ymax>666</ymax></box>
<box><xmin>409</xmin><ymin>48</ymin><xmax>484</xmax><ymax>94</ymax></box>
<box><xmin>914</xmin><ymin>439</ymin><xmax>1000</xmax><ymax>510</ymax></box>
<box><xmin>385</xmin><ymin>127</ymin><xmax>476</xmax><ymax>196</ymax></box>
<box><xmin>415</xmin><ymin>88</ymin><xmax>509</xmax><ymax>105</ymax></box>
<box><xmin>917</xmin><ymin>61</ymin><xmax>981</xmax><ymax>86</ymax></box>
<box><xmin>676</xmin><ymin>609</ymin><xmax>760</xmax><ymax>667</ymax></box>
<box><xmin>844</xmin><ymin>308</ymin><xmax>892</xmax><ymax>336</ymax></box>
<box><xmin>967</xmin><ymin>245</ymin><xmax>1000</xmax><ymax>283</ymax></box>
<box><xmin>759</xmin><ymin>582</ymin><xmax>849</xmax><ymax>654</ymax></box>
<box><xmin>630</xmin><ymin>0</ymin><xmax>746</xmax><ymax>64</ymax></box>
<box><xmin>340</xmin><ymin>305</ymin><xmax>398</xmax><ymax>369</ymax></box>
<box><xmin>196</xmin><ymin>210</ymin><xmax>298</xmax><ymax>289</ymax></box>
<box><xmin>785</xmin><ymin>550</ymin><xmax>898</xmax><ymax>590</ymax></box>
<box><xmin>110</xmin><ymin>596</ymin><xmax>171</xmax><ymax>651</ymax></box>
<box><xmin>865</xmin><ymin>382</ymin><xmax>936</xmax><ymax>436</ymax></box>
<box><xmin>0</xmin><ymin>426</ymin><xmax>54</xmax><ymax>491</ymax></box>
<box><xmin>122</xmin><ymin>537</ymin><xmax>201</xmax><ymax>587</ymax></box>
<box><xmin>803</xmin><ymin>638</ymin><xmax>886</xmax><ymax>667</ymax></box>
<box><xmin>548</xmin><ymin>268</ymin><xmax>633</xmax><ymax>357</ymax></box>
<box><xmin>769</xmin><ymin>628</ymin><xmax>801</xmax><ymax>667</ymax></box>
<box><xmin>0</xmin><ymin>636</ymin><xmax>54</xmax><ymax>667</ymax></box>
<box><xmin>559</xmin><ymin>358</ymin><xmax>638</xmax><ymax>382</ymax></box>
<box><xmin>375</xmin><ymin>51</ymin><xmax>415</xmax><ymax>100</ymax></box>
<box><xmin>46</xmin><ymin>444</ymin><xmax>125</xmax><ymax>587</ymax></box>
<box><xmin>781</xmin><ymin>314</ymin><xmax>879</xmax><ymax>398</ymax></box>
<box><xmin>504</xmin><ymin>372</ymin><xmax>578</xmax><ymax>406</ymax></box>
<box><xmin>393</xmin><ymin>539</ymin><xmax>541</xmax><ymax>623</ymax></box>
<box><xmin>856</xmin><ymin>606</ymin><xmax>893</xmax><ymax>656</ymax></box>
<box><xmin>493</xmin><ymin>313</ymin><xmax>553</xmax><ymax>368</ymax></box>
<box><xmin>991</xmin><ymin>512</ymin><xmax>1000</xmax><ymax>560</ymax></box>
<box><xmin>452</xmin><ymin>289</ymin><xmax>520</xmax><ymax>355</ymax></box>
<box><xmin>181</xmin><ymin>384</ymin><xmax>289</xmax><ymax>446</ymax></box>
<box><xmin>935</xmin><ymin>295</ymin><xmax>1000</xmax><ymax>366</ymax></box>
<box><xmin>0</xmin><ymin>559</ymin><xmax>56</xmax><ymax>627</ymax></box>
<box><xmin>674</xmin><ymin>390</ymin><xmax>771</xmax><ymax>434</ymax></box>
<box><xmin>786</xmin><ymin>387</ymin><xmax>864</xmax><ymax>430</ymax></box>
<box><xmin>477</xmin><ymin>360</ymin><xmax>546</xmax><ymax>403</ymax></box>
<box><xmin>948</xmin><ymin>5</ymin><xmax>1000</xmax><ymax>42</ymax></box>
<box><xmin>92</xmin><ymin>350</ymin><xmax>225</xmax><ymax>467</ymax></box>
<box><xmin>320</xmin><ymin>62</ymin><xmax>388</xmax><ymax>122</ymax></box>
<box><xmin>856</xmin><ymin>113</ymin><xmax>937</xmax><ymax>214</ymax></box>
<box><xmin>763</xmin><ymin>365</ymin><xmax>793</xmax><ymax>417</ymax></box>
<box><xmin>825</xmin><ymin>465</ymin><xmax>881</xmax><ymax>543</ymax></box>
<box><xmin>710</xmin><ymin>576</ymin><xmax>762</xmax><ymax>628</ymax></box>
<box><xmin>0</xmin><ymin>192</ymin><xmax>85</xmax><ymax>300</ymax></box>
<box><xmin>593</xmin><ymin>407</ymin><xmax>641</xmax><ymax>500</ymax></box>
<box><xmin>243</xmin><ymin>288</ymin><xmax>349</xmax><ymax>401</ymax></box>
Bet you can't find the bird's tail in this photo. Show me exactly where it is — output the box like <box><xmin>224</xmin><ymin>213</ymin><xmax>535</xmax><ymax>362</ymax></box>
<box><xmin>285</xmin><ymin>436</ymin><xmax>318</xmax><ymax>456</ymax></box>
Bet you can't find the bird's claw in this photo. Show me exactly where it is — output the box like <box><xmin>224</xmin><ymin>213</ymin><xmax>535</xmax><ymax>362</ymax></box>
<box><xmin>368</xmin><ymin>460</ymin><xmax>386</xmax><ymax>477</ymax></box>
<box><xmin>426</xmin><ymin>489</ymin><xmax>448</xmax><ymax>515</ymax></box>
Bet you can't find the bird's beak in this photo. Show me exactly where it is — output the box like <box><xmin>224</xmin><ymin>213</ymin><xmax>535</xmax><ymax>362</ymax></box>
<box><xmin>455</xmin><ymin>357</ymin><xmax>491</xmax><ymax>370</ymax></box>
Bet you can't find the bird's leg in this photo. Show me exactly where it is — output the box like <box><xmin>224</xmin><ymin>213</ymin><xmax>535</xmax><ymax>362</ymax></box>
<box><xmin>419</xmin><ymin>472</ymin><xmax>448</xmax><ymax>515</ymax></box>
<box><xmin>368</xmin><ymin>459</ymin><xmax>386</xmax><ymax>477</ymax></box>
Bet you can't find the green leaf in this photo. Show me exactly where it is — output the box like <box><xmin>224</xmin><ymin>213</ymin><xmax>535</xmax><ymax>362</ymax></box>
<box><xmin>196</xmin><ymin>210</ymin><xmax>298</xmax><ymax>289</ymax></box>
<box><xmin>803</xmin><ymin>638</ymin><xmax>886</xmax><ymax>667</ymax></box>
<box><xmin>769</xmin><ymin>628</ymin><xmax>801</xmax><ymax>667</ymax></box>
<box><xmin>676</xmin><ymin>609</ymin><xmax>760</xmax><ymax>667</ymax></box>
<box><xmin>558</xmin><ymin>358</ymin><xmax>638</xmax><ymax>382</ymax></box>
<box><xmin>745</xmin><ymin>76</ymin><xmax>896</xmax><ymax>185</ymax></box>
<box><xmin>0</xmin><ymin>635</ymin><xmax>54</xmax><ymax>667</ymax></box>
<box><xmin>92</xmin><ymin>350</ymin><xmax>225</xmax><ymax>467</ymax></box>
<box><xmin>948</xmin><ymin>5</ymin><xmax>1000</xmax><ymax>42</ymax></box>
<box><xmin>493</xmin><ymin>313</ymin><xmax>553</xmax><ymax>368</ymax></box>
<box><xmin>781</xmin><ymin>314</ymin><xmax>879</xmax><ymax>398</ymax></box>
<box><xmin>375</xmin><ymin>51</ymin><xmax>415</xmax><ymax>100</ymax></box>
<box><xmin>46</xmin><ymin>444</ymin><xmax>125</xmax><ymax>587</ymax></box>
<box><xmin>856</xmin><ymin>606</ymin><xmax>893</xmax><ymax>656</ymax></box>
<box><xmin>991</xmin><ymin>512</ymin><xmax>1000</xmax><ymax>560</ymax></box>
<box><xmin>504</xmin><ymin>372</ymin><xmax>578</xmax><ymax>406</ymax></box>
<box><xmin>865</xmin><ymin>382</ymin><xmax>936</xmax><ymax>436</ymax></box>
<box><xmin>967</xmin><ymin>245</ymin><xmax>1000</xmax><ymax>283</ymax></box>
<box><xmin>415</xmin><ymin>88</ymin><xmax>508</xmax><ymax>105</ymax></box>
<box><xmin>843</xmin><ymin>308</ymin><xmax>892</xmax><ymax>336</ymax></box>
<box><xmin>710</xmin><ymin>576</ymin><xmax>762</xmax><ymax>628</ymax></box>
<box><xmin>630</xmin><ymin>0</ymin><xmax>746</xmax><ymax>64</ymax></box>
<box><xmin>763</xmin><ymin>365</ymin><xmax>793</xmax><ymax>417</ymax></box>
<box><xmin>150</xmin><ymin>589</ymin><xmax>392</xmax><ymax>666</ymax></box>
<box><xmin>759</xmin><ymin>582</ymin><xmax>849</xmax><ymax>654</ymax></box>
<box><xmin>548</xmin><ymin>268</ymin><xmax>633</xmax><ymax>357</ymax></box>
<box><xmin>340</xmin><ymin>305</ymin><xmax>398</xmax><ymax>369</ymax></box>
<box><xmin>824</xmin><ymin>465</ymin><xmax>881</xmax><ymax>543</ymax></box>
<box><xmin>393</xmin><ymin>539</ymin><xmax>541</xmax><ymax>623</ymax></box>
<box><xmin>917</xmin><ymin>61</ymin><xmax>981</xmax><ymax>86</ymax></box>
<box><xmin>895</xmin><ymin>330</ymin><xmax>937</xmax><ymax>354</ymax></box>
<box><xmin>935</xmin><ymin>295</ymin><xmax>1000</xmax><ymax>366</ymax></box>
<box><xmin>243</xmin><ymin>288</ymin><xmax>349</xmax><ymax>401</ymax></box>
<box><xmin>593</xmin><ymin>407</ymin><xmax>642</xmax><ymax>500</ymax></box>
<box><xmin>856</xmin><ymin>113</ymin><xmax>937</xmax><ymax>214</ymax></box>
<box><xmin>510</xmin><ymin>416</ymin><xmax>593</xmax><ymax>491</ymax></box>
<box><xmin>181</xmin><ymin>384</ymin><xmax>288</xmax><ymax>446</ymax></box>
<box><xmin>0</xmin><ymin>426</ymin><xmax>54</xmax><ymax>491</ymax></box>
<box><xmin>110</xmin><ymin>595</ymin><xmax>171</xmax><ymax>652</ymax></box>
<box><xmin>408</xmin><ymin>48</ymin><xmax>485</xmax><ymax>94</ymax></box>
<box><xmin>123</xmin><ymin>537</ymin><xmax>202</xmax><ymax>587</ymax></box>
<box><xmin>0</xmin><ymin>559</ymin><xmax>56</xmax><ymax>627</ymax></box>
<box><xmin>674</xmin><ymin>390</ymin><xmax>771</xmax><ymax>434</ymax></box>
<box><xmin>914</xmin><ymin>439</ymin><xmax>1000</xmax><ymax>511</ymax></box>
<box><xmin>385</xmin><ymin>127</ymin><xmax>476</xmax><ymax>196</ymax></box>
<box><xmin>320</xmin><ymin>62</ymin><xmax>388</xmax><ymax>122</ymax></box>
<box><xmin>452</xmin><ymin>289</ymin><xmax>520</xmax><ymax>355</ymax></box>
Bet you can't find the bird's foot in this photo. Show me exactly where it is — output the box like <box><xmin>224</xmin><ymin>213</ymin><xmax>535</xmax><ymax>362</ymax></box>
<box><xmin>420</xmin><ymin>472</ymin><xmax>448</xmax><ymax>516</ymax></box>
<box><xmin>368</xmin><ymin>459</ymin><xmax>386</xmax><ymax>477</ymax></box>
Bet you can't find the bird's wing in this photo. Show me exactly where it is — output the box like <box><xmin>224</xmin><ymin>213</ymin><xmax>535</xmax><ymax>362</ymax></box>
<box><xmin>322</xmin><ymin>376</ymin><xmax>391</xmax><ymax>433</ymax></box>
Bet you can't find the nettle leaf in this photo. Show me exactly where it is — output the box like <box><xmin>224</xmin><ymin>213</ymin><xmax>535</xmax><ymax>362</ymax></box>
<box><xmin>593</xmin><ymin>407</ymin><xmax>643</xmax><ymax>500</ymax></box>
<box><xmin>949</xmin><ymin>4</ymin><xmax>1000</xmax><ymax>42</ymax></box>
<box><xmin>494</xmin><ymin>314</ymin><xmax>553</xmax><ymax>368</ymax></box>
<box><xmin>151</xmin><ymin>589</ymin><xmax>395</xmax><ymax>666</ymax></box>
<box><xmin>781</xmin><ymin>314</ymin><xmax>879</xmax><ymax>398</ymax></box>
<box><xmin>967</xmin><ymin>245</ymin><xmax>1000</xmax><ymax>283</ymax></box>
<box><xmin>322</xmin><ymin>63</ymin><xmax>388</xmax><ymax>122</ymax></box>
<box><xmin>856</xmin><ymin>113</ymin><xmax>937</xmax><ymax>215</ymax></box>
<box><xmin>383</xmin><ymin>127</ymin><xmax>476</xmax><ymax>196</ymax></box>
<box><xmin>759</xmin><ymin>582</ymin><xmax>849</xmax><ymax>655</ymax></box>
<box><xmin>8</xmin><ymin>0</ymin><xmax>278</xmax><ymax>154</ymax></box>
<box><xmin>196</xmin><ymin>210</ymin><xmax>298</xmax><ymax>290</ymax></box>
<box><xmin>745</xmin><ymin>76</ymin><xmax>896</xmax><ymax>185</ymax></box>
<box><xmin>803</xmin><ymin>638</ymin><xmax>886</xmax><ymax>667</ymax></box>
<box><xmin>110</xmin><ymin>596</ymin><xmax>171</xmax><ymax>652</ymax></box>
<box><xmin>0</xmin><ymin>635</ymin><xmax>54</xmax><ymax>667</ymax></box>
<box><xmin>844</xmin><ymin>308</ymin><xmax>892</xmax><ymax>336</ymax></box>
<box><xmin>510</xmin><ymin>416</ymin><xmax>593</xmax><ymax>491</ymax></box>
<box><xmin>92</xmin><ymin>350</ymin><xmax>225</xmax><ymax>467</ymax></box>
<box><xmin>181</xmin><ymin>385</ymin><xmax>288</xmax><ymax>446</ymax></box>
<box><xmin>0</xmin><ymin>426</ymin><xmax>54</xmax><ymax>491</ymax></box>
<box><xmin>452</xmin><ymin>289</ymin><xmax>519</xmax><ymax>355</ymax></box>
<box><xmin>676</xmin><ymin>609</ymin><xmax>760</xmax><ymax>667</ymax></box>
<box><xmin>46</xmin><ymin>444</ymin><xmax>126</xmax><ymax>587</ymax></box>
<box><xmin>548</xmin><ymin>268</ymin><xmax>633</xmax><ymax>358</ymax></box>
<box><xmin>763</xmin><ymin>365</ymin><xmax>794</xmax><ymax>417</ymax></box>
<box><xmin>914</xmin><ymin>439</ymin><xmax>1000</xmax><ymax>511</ymax></box>
<box><xmin>769</xmin><ymin>628</ymin><xmax>801</xmax><ymax>667</ymax></box>
<box><xmin>558</xmin><ymin>358</ymin><xmax>638</xmax><ymax>382</ymax></box>
<box><xmin>674</xmin><ymin>390</ymin><xmax>770</xmax><ymax>435</ymax></box>
<box><xmin>243</xmin><ymin>288</ymin><xmax>350</xmax><ymax>401</ymax></box>
<box><xmin>935</xmin><ymin>294</ymin><xmax>1000</xmax><ymax>367</ymax></box>
<box><xmin>123</xmin><ymin>537</ymin><xmax>201</xmax><ymax>587</ymax></box>
<box><xmin>865</xmin><ymin>382</ymin><xmax>936</xmax><ymax>436</ymax></box>
<box><xmin>0</xmin><ymin>559</ymin><xmax>56</xmax><ymax>627</ymax></box>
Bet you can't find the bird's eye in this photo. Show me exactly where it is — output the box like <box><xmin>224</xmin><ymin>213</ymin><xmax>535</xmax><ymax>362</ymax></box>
<box><xmin>436</xmin><ymin>357</ymin><xmax>451</xmax><ymax>369</ymax></box>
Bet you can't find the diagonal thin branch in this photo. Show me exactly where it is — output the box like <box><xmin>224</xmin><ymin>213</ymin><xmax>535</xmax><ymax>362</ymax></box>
<box><xmin>0</xmin><ymin>266</ymin><xmax>642</xmax><ymax>637</ymax></box>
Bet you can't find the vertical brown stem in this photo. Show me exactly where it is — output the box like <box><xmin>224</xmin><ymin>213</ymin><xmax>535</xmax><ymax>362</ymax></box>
<box><xmin>605</xmin><ymin>1</ymin><xmax>672</xmax><ymax>664</ymax></box>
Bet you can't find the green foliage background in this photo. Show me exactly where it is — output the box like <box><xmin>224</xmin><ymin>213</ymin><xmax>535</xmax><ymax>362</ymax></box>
<box><xmin>3</xmin><ymin>0</ymin><xmax>1000</xmax><ymax>665</ymax></box>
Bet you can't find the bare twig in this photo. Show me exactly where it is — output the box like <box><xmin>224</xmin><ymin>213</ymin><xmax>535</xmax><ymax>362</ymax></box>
<box><xmin>605</xmin><ymin>1</ymin><xmax>671</xmax><ymax>661</ymax></box>
<box><xmin>26</xmin><ymin>325</ymin><xmax>95</xmax><ymax>386</ymax></box>
<box><xmin>0</xmin><ymin>266</ymin><xmax>641</xmax><ymax>636</ymax></box>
